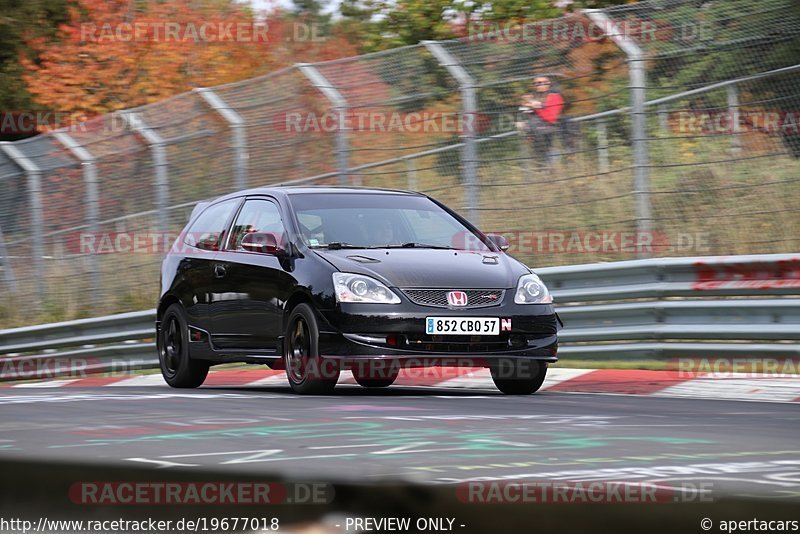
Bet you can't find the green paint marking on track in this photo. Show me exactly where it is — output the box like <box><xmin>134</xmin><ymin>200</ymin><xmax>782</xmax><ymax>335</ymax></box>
<box><xmin>50</xmin><ymin>421</ymin><xmax>385</xmax><ymax>446</ymax></box>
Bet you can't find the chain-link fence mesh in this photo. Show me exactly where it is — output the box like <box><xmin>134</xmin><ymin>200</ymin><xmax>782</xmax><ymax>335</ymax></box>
<box><xmin>1</xmin><ymin>0</ymin><xmax>799</xmax><ymax>327</ymax></box>
<box><xmin>313</xmin><ymin>44</ymin><xmax>461</xmax><ymax>186</ymax></box>
<box><xmin>214</xmin><ymin>67</ymin><xmax>340</xmax><ymax>184</ymax></box>
<box><xmin>600</xmin><ymin>0</ymin><xmax>800</xmax><ymax>262</ymax></box>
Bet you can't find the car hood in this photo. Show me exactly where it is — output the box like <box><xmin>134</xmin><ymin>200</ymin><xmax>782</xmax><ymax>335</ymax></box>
<box><xmin>313</xmin><ymin>249</ymin><xmax>529</xmax><ymax>289</ymax></box>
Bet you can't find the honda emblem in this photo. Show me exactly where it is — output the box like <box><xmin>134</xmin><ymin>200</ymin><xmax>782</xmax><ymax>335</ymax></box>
<box><xmin>447</xmin><ymin>291</ymin><xmax>468</xmax><ymax>307</ymax></box>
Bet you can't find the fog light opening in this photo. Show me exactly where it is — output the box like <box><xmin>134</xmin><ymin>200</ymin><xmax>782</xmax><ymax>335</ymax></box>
<box><xmin>510</xmin><ymin>334</ymin><xmax>527</xmax><ymax>348</ymax></box>
<box><xmin>189</xmin><ymin>328</ymin><xmax>205</xmax><ymax>342</ymax></box>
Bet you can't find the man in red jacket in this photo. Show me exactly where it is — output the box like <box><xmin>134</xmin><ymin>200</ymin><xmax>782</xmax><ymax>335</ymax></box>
<box><xmin>516</xmin><ymin>76</ymin><xmax>565</xmax><ymax>168</ymax></box>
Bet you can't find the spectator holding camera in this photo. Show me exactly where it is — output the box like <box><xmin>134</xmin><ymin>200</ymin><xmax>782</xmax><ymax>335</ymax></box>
<box><xmin>516</xmin><ymin>76</ymin><xmax>565</xmax><ymax>168</ymax></box>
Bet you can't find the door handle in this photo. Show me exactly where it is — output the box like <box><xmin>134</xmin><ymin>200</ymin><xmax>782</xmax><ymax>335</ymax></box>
<box><xmin>213</xmin><ymin>264</ymin><xmax>227</xmax><ymax>278</ymax></box>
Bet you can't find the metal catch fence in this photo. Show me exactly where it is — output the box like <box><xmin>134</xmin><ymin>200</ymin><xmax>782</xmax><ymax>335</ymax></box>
<box><xmin>0</xmin><ymin>0</ymin><xmax>799</xmax><ymax>327</ymax></box>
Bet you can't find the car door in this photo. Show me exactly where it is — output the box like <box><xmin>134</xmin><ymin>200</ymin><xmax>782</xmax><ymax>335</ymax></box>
<box><xmin>209</xmin><ymin>197</ymin><xmax>295</xmax><ymax>351</ymax></box>
<box><xmin>178</xmin><ymin>197</ymin><xmax>241</xmax><ymax>332</ymax></box>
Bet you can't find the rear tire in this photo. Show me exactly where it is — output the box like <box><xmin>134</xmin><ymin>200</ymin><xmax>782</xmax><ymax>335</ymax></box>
<box><xmin>284</xmin><ymin>304</ymin><xmax>339</xmax><ymax>395</ymax></box>
<box><xmin>158</xmin><ymin>304</ymin><xmax>209</xmax><ymax>388</ymax></box>
<box><xmin>490</xmin><ymin>360</ymin><xmax>547</xmax><ymax>395</ymax></box>
<box><xmin>353</xmin><ymin>367</ymin><xmax>399</xmax><ymax>388</ymax></box>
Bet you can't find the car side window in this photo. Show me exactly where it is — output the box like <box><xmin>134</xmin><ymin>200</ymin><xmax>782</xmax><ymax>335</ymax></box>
<box><xmin>228</xmin><ymin>199</ymin><xmax>286</xmax><ymax>252</ymax></box>
<box><xmin>183</xmin><ymin>198</ymin><xmax>239</xmax><ymax>251</ymax></box>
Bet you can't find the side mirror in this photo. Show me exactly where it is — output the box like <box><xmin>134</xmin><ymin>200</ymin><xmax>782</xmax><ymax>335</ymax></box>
<box><xmin>487</xmin><ymin>234</ymin><xmax>510</xmax><ymax>252</ymax></box>
<box><xmin>240</xmin><ymin>232</ymin><xmax>285</xmax><ymax>256</ymax></box>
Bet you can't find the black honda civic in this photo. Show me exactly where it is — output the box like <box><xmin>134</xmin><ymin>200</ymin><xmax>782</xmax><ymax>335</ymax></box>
<box><xmin>157</xmin><ymin>187</ymin><xmax>560</xmax><ymax>395</ymax></box>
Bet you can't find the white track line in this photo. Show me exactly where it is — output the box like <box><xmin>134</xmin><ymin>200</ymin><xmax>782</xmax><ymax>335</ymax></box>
<box><xmin>11</xmin><ymin>379</ymin><xmax>81</xmax><ymax>388</ymax></box>
<box><xmin>539</xmin><ymin>367</ymin><xmax>597</xmax><ymax>390</ymax></box>
<box><xmin>654</xmin><ymin>377</ymin><xmax>800</xmax><ymax>402</ymax></box>
<box><xmin>243</xmin><ymin>374</ymin><xmax>289</xmax><ymax>387</ymax></box>
<box><xmin>107</xmin><ymin>374</ymin><xmax>168</xmax><ymax>387</ymax></box>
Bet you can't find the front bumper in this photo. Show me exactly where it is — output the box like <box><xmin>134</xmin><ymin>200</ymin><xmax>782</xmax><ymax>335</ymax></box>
<box><xmin>317</xmin><ymin>300</ymin><xmax>559</xmax><ymax>364</ymax></box>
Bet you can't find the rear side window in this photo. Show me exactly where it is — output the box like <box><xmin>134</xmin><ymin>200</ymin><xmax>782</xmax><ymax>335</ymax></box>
<box><xmin>184</xmin><ymin>198</ymin><xmax>239</xmax><ymax>251</ymax></box>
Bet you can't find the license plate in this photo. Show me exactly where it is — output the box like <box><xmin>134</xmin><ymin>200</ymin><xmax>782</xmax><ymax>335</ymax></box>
<box><xmin>426</xmin><ymin>317</ymin><xmax>500</xmax><ymax>335</ymax></box>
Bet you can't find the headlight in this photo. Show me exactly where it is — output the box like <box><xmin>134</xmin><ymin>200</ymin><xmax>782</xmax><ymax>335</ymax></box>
<box><xmin>333</xmin><ymin>273</ymin><xmax>401</xmax><ymax>304</ymax></box>
<box><xmin>514</xmin><ymin>273</ymin><xmax>553</xmax><ymax>304</ymax></box>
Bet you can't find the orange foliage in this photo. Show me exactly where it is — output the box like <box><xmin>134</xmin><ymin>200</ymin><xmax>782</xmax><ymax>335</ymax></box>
<box><xmin>21</xmin><ymin>0</ymin><xmax>358</xmax><ymax>118</ymax></box>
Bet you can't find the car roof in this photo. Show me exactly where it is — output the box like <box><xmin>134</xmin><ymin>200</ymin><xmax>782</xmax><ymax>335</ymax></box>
<box><xmin>209</xmin><ymin>185</ymin><xmax>424</xmax><ymax>203</ymax></box>
<box><xmin>285</xmin><ymin>186</ymin><xmax>421</xmax><ymax>195</ymax></box>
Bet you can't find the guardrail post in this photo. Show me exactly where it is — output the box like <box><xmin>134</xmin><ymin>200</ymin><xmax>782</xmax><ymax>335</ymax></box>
<box><xmin>585</xmin><ymin>9</ymin><xmax>651</xmax><ymax>257</ymax></box>
<box><xmin>596</xmin><ymin>119</ymin><xmax>609</xmax><ymax>175</ymax></box>
<box><xmin>53</xmin><ymin>131</ymin><xmax>101</xmax><ymax>307</ymax></box>
<box><xmin>727</xmin><ymin>84</ymin><xmax>743</xmax><ymax>156</ymax></box>
<box><xmin>297</xmin><ymin>63</ymin><xmax>351</xmax><ymax>185</ymax></box>
<box><xmin>0</xmin><ymin>224</ymin><xmax>16</xmax><ymax>293</ymax></box>
<box><xmin>195</xmin><ymin>88</ymin><xmax>249</xmax><ymax>190</ymax></box>
<box><xmin>423</xmin><ymin>41</ymin><xmax>479</xmax><ymax>225</ymax></box>
<box><xmin>119</xmin><ymin>111</ymin><xmax>170</xmax><ymax>246</ymax></box>
<box><xmin>0</xmin><ymin>142</ymin><xmax>45</xmax><ymax>303</ymax></box>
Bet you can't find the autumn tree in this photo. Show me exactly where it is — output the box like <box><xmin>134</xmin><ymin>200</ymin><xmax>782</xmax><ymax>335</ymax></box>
<box><xmin>20</xmin><ymin>0</ymin><xmax>356</xmax><ymax>120</ymax></box>
<box><xmin>334</xmin><ymin>0</ymin><xmax>630</xmax><ymax>54</ymax></box>
<box><xmin>0</xmin><ymin>0</ymin><xmax>69</xmax><ymax>140</ymax></box>
<box><xmin>20</xmin><ymin>0</ymin><xmax>273</xmax><ymax>117</ymax></box>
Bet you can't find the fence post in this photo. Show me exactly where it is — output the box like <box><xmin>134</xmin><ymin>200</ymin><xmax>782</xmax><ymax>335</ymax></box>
<box><xmin>52</xmin><ymin>131</ymin><xmax>101</xmax><ymax>307</ymax></box>
<box><xmin>585</xmin><ymin>9</ymin><xmax>651</xmax><ymax>257</ymax></box>
<box><xmin>658</xmin><ymin>104</ymin><xmax>668</xmax><ymax>134</ymax></box>
<box><xmin>596</xmin><ymin>119</ymin><xmax>610</xmax><ymax>175</ymax></box>
<box><xmin>195</xmin><ymin>88</ymin><xmax>249</xmax><ymax>190</ymax></box>
<box><xmin>404</xmin><ymin>157</ymin><xmax>418</xmax><ymax>191</ymax></box>
<box><xmin>0</xmin><ymin>142</ymin><xmax>45</xmax><ymax>303</ymax></box>
<box><xmin>423</xmin><ymin>41</ymin><xmax>479</xmax><ymax>225</ymax></box>
<box><xmin>727</xmin><ymin>84</ymin><xmax>743</xmax><ymax>156</ymax></box>
<box><xmin>0</xmin><ymin>224</ymin><xmax>16</xmax><ymax>293</ymax></box>
<box><xmin>119</xmin><ymin>111</ymin><xmax>171</xmax><ymax>245</ymax></box>
<box><xmin>297</xmin><ymin>63</ymin><xmax>351</xmax><ymax>185</ymax></box>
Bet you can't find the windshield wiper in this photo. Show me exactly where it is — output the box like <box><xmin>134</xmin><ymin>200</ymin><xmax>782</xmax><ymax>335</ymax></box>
<box><xmin>382</xmin><ymin>242</ymin><xmax>455</xmax><ymax>250</ymax></box>
<box><xmin>312</xmin><ymin>242</ymin><xmax>455</xmax><ymax>250</ymax></box>
<box><xmin>319</xmin><ymin>242</ymin><xmax>367</xmax><ymax>250</ymax></box>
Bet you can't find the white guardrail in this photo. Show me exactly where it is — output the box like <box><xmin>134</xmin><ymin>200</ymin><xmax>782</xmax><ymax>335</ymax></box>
<box><xmin>1</xmin><ymin>254</ymin><xmax>799</xmax><ymax>380</ymax></box>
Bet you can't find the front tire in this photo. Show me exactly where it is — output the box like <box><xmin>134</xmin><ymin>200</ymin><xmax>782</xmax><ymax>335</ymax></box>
<box><xmin>158</xmin><ymin>304</ymin><xmax>209</xmax><ymax>388</ymax></box>
<box><xmin>490</xmin><ymin>360</ymin><xmax>547</xmax><ymax>395</ymax></box>
<box><xmin>284</xmin><ymin>304</ymin><xmax>339</xmax><ymax>395</ymax></box>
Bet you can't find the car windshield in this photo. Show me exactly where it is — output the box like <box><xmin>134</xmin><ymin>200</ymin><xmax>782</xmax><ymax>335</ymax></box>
<box><xmin>288</xmin><ymin>192</ymin><xmax>491</xmax><ymax>251</ymax></box>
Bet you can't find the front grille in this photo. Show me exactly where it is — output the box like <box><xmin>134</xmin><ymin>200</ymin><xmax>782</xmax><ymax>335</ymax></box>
<box><xmin>401</xmin><ymin>289</ymin><xmax>505</xmax><ymax>308</ymax></box>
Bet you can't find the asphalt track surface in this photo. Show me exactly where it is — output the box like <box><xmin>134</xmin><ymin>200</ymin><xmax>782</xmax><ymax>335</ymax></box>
<box><xmin>1</xmin><ymin>382</ymin><xmax>799</xmax><ymax>502</ymax></box>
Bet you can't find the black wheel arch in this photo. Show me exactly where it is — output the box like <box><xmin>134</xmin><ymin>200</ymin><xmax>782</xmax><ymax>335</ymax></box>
<box><xmin>157</xmin><ymin>294</ymin><xmax>182</xmax><ymax>323</ymax></box>
<box><xmin>283</xmin><ymin>289</ymin><xmax>334</xmax><ymax>333</ymax></box>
